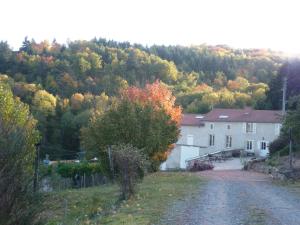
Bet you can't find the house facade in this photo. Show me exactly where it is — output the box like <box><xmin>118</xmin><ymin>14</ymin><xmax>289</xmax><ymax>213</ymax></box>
<box><xmin>162</xmin><ymin>108</ymin><xmax>282</xmax><ymax>170</ymax></box>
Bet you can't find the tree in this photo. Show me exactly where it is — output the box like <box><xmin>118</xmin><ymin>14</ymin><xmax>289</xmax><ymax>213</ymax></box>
<box><xmin>81</xmin><ymin>99</ymin><xmax>179</xmax><ymax>171</ymax></box>
<box><xmin>0</xmin><ymin>83</ymin><xmax>40</xmax><ymax>225</ymax></box>
<box><xmin>121</xmin><ymin>81</ymin><xmax>182</xmax><ymax>125</ymax></box>
<box><xmin>32</xmin><ymin>90</ymin><xmax>57</xmax><ymax>116</ymax></box>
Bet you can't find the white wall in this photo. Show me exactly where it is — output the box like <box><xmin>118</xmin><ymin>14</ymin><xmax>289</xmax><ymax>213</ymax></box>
<box><xmin>163</xmin><ymin>122</ymin><xmax>281</xmax><ymax>169</ymax></box>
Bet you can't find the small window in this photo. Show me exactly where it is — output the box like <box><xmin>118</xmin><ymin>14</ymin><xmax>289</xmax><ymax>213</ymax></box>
<box><xmin>209</xmin><ymin>134</ymin><xmax>215</xmax><ymax>146</ymax></box>
<box><xmin>219</xmin><ymin>115</ymin><xmax>229</xmax><ymax>119</ymax></box>
<box><xmin>226</xmin><ymin>135</ymin><xmax>232</xmax><ymax>148</ymax></box>
<box><xmin>187</xmin><ymin>135</ymin><xmax>194</xmax><ymax>145</ymax></box>
<box><xmin>246</xmin><ymin>140</ymin><xmax>253</xmax><ymax>150</ymax></box>
<box><xmin>261</xmin><ymin>141</ymin><xmax>267</xmax><ymax>150</ymax></box>
<box><xmin>246</xmin><ymin>123</ymin><xmax>253</xmax><ymax>133</ymax></box>
<box><xmin>210</xmin><ymin>123</ymin><xmax>214</xmax><ymax>129</ymax></box>
<box><xmin>227</xmin><ymin>124</ymin><xmax>231</xmax><ymax>130</ymax></box>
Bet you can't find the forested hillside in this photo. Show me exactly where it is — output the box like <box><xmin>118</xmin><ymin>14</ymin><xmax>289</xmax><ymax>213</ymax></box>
<box><xmin>0</xmin><ymin>38</ymin><xmax>287</xmax><ymax>159</ymax></box>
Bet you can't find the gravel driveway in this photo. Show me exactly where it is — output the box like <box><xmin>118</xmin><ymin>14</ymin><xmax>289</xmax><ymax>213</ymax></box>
<box><xmin>160</xmin><ymin>170</ymin><xmax>300</xmax><ymax>225</ymax></box>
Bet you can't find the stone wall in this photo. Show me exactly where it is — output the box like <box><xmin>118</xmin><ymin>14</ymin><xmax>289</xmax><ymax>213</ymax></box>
<box><xmin>244</xmin><ymin>159</ymin><xmax>300</xmax><ymax>180</ymax></box>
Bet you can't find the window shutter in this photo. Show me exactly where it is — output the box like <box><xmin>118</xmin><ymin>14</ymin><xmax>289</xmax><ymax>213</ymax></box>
<box><xmin>243</xmin><ymin>123</ymin><xmax>246</xmax><ymax>134</ymax></box>
<box><xmin>253</xmin><ymin>123</ymin><xmax>257</xmax><ymax>134</ymax></box>
<box><xmin>257</xmin><ymin>141</ymin><xmax>260</xmax><ymax>150</ymax></box>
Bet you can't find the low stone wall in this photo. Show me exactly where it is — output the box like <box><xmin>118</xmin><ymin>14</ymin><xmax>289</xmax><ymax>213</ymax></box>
<box><xmin>245</xmin><ymin>158</ymin><xmax>300</xmax><ymax>180</ymax></box>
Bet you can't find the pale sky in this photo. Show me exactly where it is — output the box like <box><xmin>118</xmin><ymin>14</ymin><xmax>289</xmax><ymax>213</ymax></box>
<box><xmin>1</xmin><ymin>0</ymin><xmax>300</xmax><ymax>54</ymax></box>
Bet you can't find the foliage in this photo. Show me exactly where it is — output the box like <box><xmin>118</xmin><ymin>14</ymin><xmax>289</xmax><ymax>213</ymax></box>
<box><xmin>269</xmin><ymin>135</ymin><xmax>289</xmax><ymax>155</ymax></box>
<box><xmin>0</xmin><ymin>38</ymin><xmax>288</xmax><ymax>161</ymax></box>
<box><xmin>121</xmin><ymin>80</ymin><xmax>182</xmax><ymax>124</ymax></box>
<box><xmin>81</xmin><ymin>98</ymin><xmax>179</xmax><ymax>171</ymax></box>
<box><xmin>56</xmin><ymin>162</ymin><xmax>104</xmax><ymax>178</ymax></box>
<box><xmin>0</xmin><ymin>83</ymin><xmax>40</xmax><ymax>225</ymax></box>
<box><xmin>187</xmin><ymin>161</ymin><xmax>214</xmax><ymax>172</ymax></box>
<box><xmin>111</xmin><ymin>144</ymin><xmax>146</xmax><ymax>200</ymax></box>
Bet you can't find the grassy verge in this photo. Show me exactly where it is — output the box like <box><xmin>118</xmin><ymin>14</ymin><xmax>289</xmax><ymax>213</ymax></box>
<box><xmin>42</xmin><ymin>172</ymin><xmax>202</xmax><ymax>225</ymax></box>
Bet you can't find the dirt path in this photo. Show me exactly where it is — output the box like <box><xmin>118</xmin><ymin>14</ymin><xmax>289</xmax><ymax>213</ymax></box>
<box><xmin>160</xmin><ymin>170</ymin><xmax>300</xmax><ymax>225</ymax></box>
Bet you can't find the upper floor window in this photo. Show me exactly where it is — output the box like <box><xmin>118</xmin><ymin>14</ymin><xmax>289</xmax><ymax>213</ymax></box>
<box><xmin>210</xmin><ymin>123</ymin><xmax>214</xmax><ymax>129</ymax></box>
<box><xmin>227</xmin><ymin>124</ymin><xmax>231</xmax><ymax>130</ymax></box>
<box><xmin>226</xmin><ymin>135</ymin><xmax>232</xmax><ymax>148</ymax></box>
<box><xmin>209</xmin><ymin>134</ymin><xmax>215</xmax><ymax>146</ymax></box>
<box><xmin>246</xmin><ymin>123</ymin><xmax>256</xmax><ymax>133</ymax></box>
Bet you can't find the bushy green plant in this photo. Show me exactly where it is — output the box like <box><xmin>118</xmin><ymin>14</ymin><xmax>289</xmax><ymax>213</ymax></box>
<box><xmin>56</xmin><ymin>162</ymin><xmax>104</xmax><ymax>178</ymax></box>
<box><xmin>111</xmin><ymin>144</ymin><xmax>147</xmax><ymax>200</ymax></box>
<box><xmin>269</xmin><ymin>135</ymin><xmax>289</xmax><ymax>155</ymax></box>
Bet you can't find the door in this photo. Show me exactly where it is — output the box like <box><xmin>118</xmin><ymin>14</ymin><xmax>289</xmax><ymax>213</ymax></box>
<box><xmin>180</xmin><ymin>146</ymin><xmax>199</xmax><ymax>169</ymax></box>
<box><xmin>259</xmin><ymin>141</ymin><xmax>269</xmax><ymax>157</ymax></box>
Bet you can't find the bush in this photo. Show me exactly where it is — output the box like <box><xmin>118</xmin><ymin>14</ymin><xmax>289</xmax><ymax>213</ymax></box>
<box><xmin>269</xmin><ymin>135</ymin><xmax>289</xmax><ymax>155</ymax></box>
<box><xmin>56</xmin><ymin>162</ymin><xmax>104</xmax><ymax>178</ymax></box>
<box><xmin>111</xmin><ymin>144</ymin><xmax>146</xmax><ymax>200</ymax></box>
<box><xmin>188</xmin><ymin>161</ymin><xmax>214</xmax><ymax>172</ymax></box>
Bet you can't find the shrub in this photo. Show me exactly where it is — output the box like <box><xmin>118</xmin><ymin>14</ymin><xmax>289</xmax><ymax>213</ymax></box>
<box><xmin>111</xmin><ymin>144</ymin><xmax>146</xmax><ymax>200</ymax></box>
<box><xmin>56</xmin><ymin>162</ymin><xmax>104</xmax><ymax>178</ymax></box>
<box><xmin>188</xmin><ymin>161</ymin><xmax>214</xmax><ymax>172</ymax></box>
<box><xmin>269</xmin><ymin>135</ymin><xmax>289</xmax><ymax>155</ymax></box>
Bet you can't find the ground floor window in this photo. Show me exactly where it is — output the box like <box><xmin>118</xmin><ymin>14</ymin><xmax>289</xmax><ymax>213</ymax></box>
<box><xmin>209</xmin><ymin>134</ymin><xmax>215</xmax><ymax>146</ymax></box>
<box><xmin>261</xmin><ymin>141</ymin><xmax>267</xmax><ymax>150</ymax></box>
<box><xmin>246</xmin><ymin>140</ymin><xmax>253</xmax><ymax>151</ymax></box>
<box><xmin>225</xmin><ymin>135</ymin><xmax>232</xmax><ymax>148</ymax></box>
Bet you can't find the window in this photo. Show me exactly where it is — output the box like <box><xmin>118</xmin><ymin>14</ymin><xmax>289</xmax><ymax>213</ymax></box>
<box><xmin>227</xmin><ymin>124</ymin><xmax>231</xmax><ymax>130</ymax></box>
<box><xmin>246</xmin><ymin>140</ymin><xmax>253</xmax><ymax>150</ymax></box>
<box><xmin>261</xmin><ymin>141</ymin><xmax>267</xmax><ymax>150</ymax></box>
<box><xmin>246</xmin><ymin>123</ymin><xmax>253</xmax><ymax>133</ymax></box>
<box><xmin>225</xmin><ymin>135</ymin><xmax>232</xmax><ymax>148</ymax></box>
<box><xmin>210</xmin><ymin>123</ymin><xmax>214</xmax><ymax>129</ymax></box>
<box><xmin>209</xmin><ymin>134</ymin><xmax>215</xmax><ymax>146</ymax></box>
<box><xmin>187</xmin><ymin>135</ymin><xmax>194</xmax><ymax>145</ymax></box>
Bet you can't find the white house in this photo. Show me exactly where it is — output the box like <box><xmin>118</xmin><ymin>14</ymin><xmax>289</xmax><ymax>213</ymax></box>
<box><xmin>162</xmin><ymin>107</ymin><xmax>282</xmax><ymax>170</ymax></box>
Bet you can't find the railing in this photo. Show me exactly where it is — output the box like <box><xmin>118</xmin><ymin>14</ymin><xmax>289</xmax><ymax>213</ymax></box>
<box><xmin>185</xmin><ymin>148</ymin><xmax>242</xmax><ymax>169</ymax></box>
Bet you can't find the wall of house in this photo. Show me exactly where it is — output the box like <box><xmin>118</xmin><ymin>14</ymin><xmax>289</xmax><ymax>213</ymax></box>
<box><xmin>164</xmin><ymin>122</ymin><xmax>281</xmax><ymax>169</ymax></box>
<box><xmin>178</xmin><ymin>122</ymin><xmax>281</xmax><ymax>154</ymax></box>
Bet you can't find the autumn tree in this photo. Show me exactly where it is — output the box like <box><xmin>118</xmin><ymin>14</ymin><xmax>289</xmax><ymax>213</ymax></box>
<box><xmin>81</xmin><ymin>82</ymin><xmax>181</xmax><ymax>171</ymax></box>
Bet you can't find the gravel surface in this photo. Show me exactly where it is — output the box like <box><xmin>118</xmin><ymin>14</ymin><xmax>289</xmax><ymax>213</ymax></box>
<box><xmin>159</xmin><ymin>170</ymin><xmax>300</xmax><ymax>225</ymax></box>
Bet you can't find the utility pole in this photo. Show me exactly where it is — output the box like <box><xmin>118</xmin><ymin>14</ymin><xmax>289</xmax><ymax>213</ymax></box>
<box><xmin>289</xmin><ymin>128</ymin><xmax>293</xmax><ymax>169</ymax></box>
<box><xmin>282</xmin><ymin>76</ymin><xmax>287</xmax><ymax>115</ymax></box>
<box><xmin>282</xmin><ymin>63</ymin><xmax>293</xmax><ymax>169</ymax></box>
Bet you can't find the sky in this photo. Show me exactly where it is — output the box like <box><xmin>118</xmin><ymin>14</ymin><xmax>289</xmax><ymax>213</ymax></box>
<box><xmin>1</xmin><ymin>0</ymin><xmax>300</xmax><ymax>54</ymax></box>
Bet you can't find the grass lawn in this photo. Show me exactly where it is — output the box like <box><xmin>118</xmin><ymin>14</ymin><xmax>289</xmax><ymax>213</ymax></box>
<box><xmin>42</xmin><ymin>172</ymin><xmax>203</xmax><ymax>225</ymax></box>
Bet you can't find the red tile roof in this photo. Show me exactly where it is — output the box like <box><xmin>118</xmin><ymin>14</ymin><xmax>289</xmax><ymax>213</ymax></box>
<box><xmin>181</xmin><ymin>108</ymin><xmax>283</xmax><ymax>126</ymax></box>
<box><xmin>181</xmin><ymin>114</ymin><xmax>205</xmax><ymax>126</ymax></box>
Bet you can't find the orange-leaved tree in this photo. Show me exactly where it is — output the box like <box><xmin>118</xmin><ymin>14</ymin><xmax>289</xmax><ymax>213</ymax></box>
<box><xmin>121</xmin><ymin>80</ymin><xmax>182</xmax><ymax>125</ymax></box>
<box><xmin>121</xmin><ymin>80</ymin><xmax>182</xmax><ymax>163</ymax></box>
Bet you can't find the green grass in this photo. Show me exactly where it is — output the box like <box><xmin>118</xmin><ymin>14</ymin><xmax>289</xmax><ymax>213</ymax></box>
<box><xmin>42</xmin><ymin>172</ymin><xmax>202</xmax><ymax>225</ymax></box>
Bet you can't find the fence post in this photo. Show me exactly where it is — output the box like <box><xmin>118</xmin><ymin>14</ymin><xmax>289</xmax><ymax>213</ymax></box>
<box><xmin>108</xmin><ymin>146</ymin><xmax>115</xmax><ymax>182</ymax></box>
